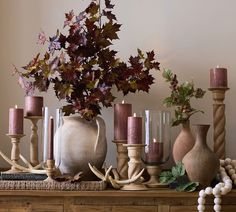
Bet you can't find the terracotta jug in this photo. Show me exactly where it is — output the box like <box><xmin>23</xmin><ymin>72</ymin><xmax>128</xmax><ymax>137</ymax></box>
<box><xmin>182</xmin><ymin>124</ymin><xmax>220</xmax><ymax>188</ymax></box>
<box><xmin>55</xmin><ymin>116</ymin><xmax>107</xmax><ymax>180</ymax></box>
<box><xmin>172</xmin><ymin>121</ymin><xmax>195</xmax><ymax>163</ymax></box>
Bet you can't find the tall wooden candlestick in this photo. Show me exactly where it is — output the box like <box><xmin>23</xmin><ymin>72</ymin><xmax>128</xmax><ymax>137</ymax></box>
<box><xmin>5</xmin><ymin>134</ymin><xmax>25</xmax><ymax>173</ymax></box>
<box><xmin>209</xmin><ymin>88</ymin><xmax>229</xmax><ymax>159</ymax></box>
<box><xmin>209</xmin><ymin>66</ymin><xmax>229</xmax><ymax>159</ymax></box>
<box><xmin>25</xmin><ymin>116</ymin><xmax>42</xmax><ymax>166</ymax></box>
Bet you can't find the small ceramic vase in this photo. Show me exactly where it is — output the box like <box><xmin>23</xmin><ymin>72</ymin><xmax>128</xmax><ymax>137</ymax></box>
<box><xmin>172</xmin><ymin>121</ymin><xmax>195</xmax><ymax>163</ymax></box>
<box><xmin>182</xmin><ymin>124</ymin><xmax>220</xmax><ymax>188</ymax></box>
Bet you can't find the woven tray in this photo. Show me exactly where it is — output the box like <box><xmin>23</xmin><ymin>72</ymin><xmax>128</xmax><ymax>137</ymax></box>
<box><xmin>0</xmin><ymin>180</ymin><xmax>107</xmax><ymax>191</ymax></box>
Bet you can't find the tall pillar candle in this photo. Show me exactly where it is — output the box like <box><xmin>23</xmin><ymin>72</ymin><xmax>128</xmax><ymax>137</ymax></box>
<box><xmin>48</xmin><ymin>116</ymin><xmax>54</xmax><ymax>160</ymax></box>
<box><xmin>210</xmin><ymin>67</ymin><xmax>228</xmax><ymax>88</ymax></box>
<box><xmin>8</xmin><ymin>105</ymin><xmax>24</xmax><ymax>135</ymax></box>
<box><xmin>25</xmin><ymin>96</ymin><xmax>44</xmax><ymax>116</ymax></box>
<box><xmin>127</xmin><ymin>114</ymin><xmax>142</xmax><ymax>144</ymax></box>
<box><xmin>114</xmin><ymin>101</ymin><xmax>132</xmax><ymax>141</ymax></box>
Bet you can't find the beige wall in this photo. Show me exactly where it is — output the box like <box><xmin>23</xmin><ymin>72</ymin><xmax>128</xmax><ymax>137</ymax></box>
<box><xmin>0</xmin><ymin>0</ymin><xmax>235</xmax><ymax>168</ymax></box>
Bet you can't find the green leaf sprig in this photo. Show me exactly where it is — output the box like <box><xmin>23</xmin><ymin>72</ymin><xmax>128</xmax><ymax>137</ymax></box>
<box><xmin>162</xmin><ymin>69</ymin><xmax>206</xmax><ymax>126</ymax></box>
<box><xmin>159</xmin><ymin>162</ymin><xmax>199</xmax><ymax>192</ymax></box>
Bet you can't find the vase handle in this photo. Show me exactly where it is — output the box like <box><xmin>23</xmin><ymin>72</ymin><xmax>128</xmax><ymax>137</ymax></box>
<box><xmin>94</xmin><ymin>117</ymin><xmax>106</xmax><ymax>153</ymax></box>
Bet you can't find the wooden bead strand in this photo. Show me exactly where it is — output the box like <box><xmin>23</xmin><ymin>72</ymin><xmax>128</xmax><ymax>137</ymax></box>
<box><xmin>197</xmin><ymin>158</ymin><xmax>234</xmax><ymax>212</ymax></box>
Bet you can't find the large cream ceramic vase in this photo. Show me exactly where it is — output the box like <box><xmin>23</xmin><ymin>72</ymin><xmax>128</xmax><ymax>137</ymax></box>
<box><xmin>182</xmin><ymin>124</ymin><xmax>220</xmax><ymax>188</ymax></box>
<box><xmin>57</xmin><ymin>116</ymin><xmax>107</xmax><ymax>180</ymax></box>
<box><xmin>172</xmin><ymin>121</ymin><xmax>195</xmax><ymax>163</ymax></box>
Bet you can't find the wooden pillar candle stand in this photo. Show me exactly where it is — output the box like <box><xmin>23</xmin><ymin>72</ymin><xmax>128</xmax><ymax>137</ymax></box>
<box><xmin>208</xmin><ymin>88</ymin><xmax>229</xmax><ymax>159</ymax></box>
<box><xmin>209</xmin><ymin>66</ymin><xmax>229</xmax><ymax>159</ymax></box>
<box><xmin>25</xmin><ymin>116</ymin><xmax>43</xmax><ymax>166</ymax></box>
<box><xmin>112</xmin><ymin>140</ymin><xmax>128</xmax><ymax>180</ymax></box>
<box><xmin>6</xmin><ymin>134</ymin><xmax>25</xmax><ymax>173</ymax></box>
<box><xmin>121</xmin><ymin>144</ymin><xmax>147</xmax><ymax>190</ymax></box>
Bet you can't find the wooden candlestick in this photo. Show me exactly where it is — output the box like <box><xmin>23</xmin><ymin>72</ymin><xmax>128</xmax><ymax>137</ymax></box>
<box><xmin>25</xmin><ymin>116</ymin><xmax>42</xmax><ymax>166</ymax></box>
<box><xmin>121</xmin><ymin>144</ymin><xmax>147</xmax><ymax>190</ymax></box>
<box><xmin>5</xmin><ymin>134</ymin><xmax>25</xmax><ymax>173</ymax></box>
<box><xmin>208</xmin><ymin>87</ymin><xmax>229</xmax><ymax>159</ymax></box>
<box><xmin>112</xmin><ymin>140</ymin><xmax>128</xmax><ymax>180</ymax></box>
<box><xmin>44</xmin><ymin>159</ymin><xmax>56</xmax><ymax>182</ymax></box>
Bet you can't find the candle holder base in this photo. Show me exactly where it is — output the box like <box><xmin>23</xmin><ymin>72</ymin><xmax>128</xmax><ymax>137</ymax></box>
<box><xmin>44</xmin><ymin>159</ymin><xmax>56</xmax><ymax>182</ymax></box>
<box><xmin>144</xmin><ymin>165</ymin><xmax>168</xmax><ymax>188</ymax></box>
<box><xmin>121</xmin><ymin>183</ymin><xmax>148</xmax><ymax>191</ymax></box>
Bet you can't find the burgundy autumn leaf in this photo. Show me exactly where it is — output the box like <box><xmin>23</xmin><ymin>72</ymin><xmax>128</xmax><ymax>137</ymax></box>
<box><xmin>103</xmin><ymin>10</ymin><xmax>116</xmax><ymax>21</ymax></box>
<box><xmin>64</xmin><ymin>10</ymin><xmax>74</xmax><ymax>28</ymax></box>
<box><xmin>105</xmin><ymin>0</ymin><xmax>115</xmax><ymax>9</ymax></box>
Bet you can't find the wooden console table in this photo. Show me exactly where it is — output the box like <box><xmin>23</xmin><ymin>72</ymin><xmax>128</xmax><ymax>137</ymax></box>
<box><xmin>0</xmin><ymin>189</ymin><xmax>236</xmax><ymax>212</ymax></box>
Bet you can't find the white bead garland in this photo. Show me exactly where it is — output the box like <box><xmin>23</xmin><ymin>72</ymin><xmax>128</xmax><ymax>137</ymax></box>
<box><xmin>197</xmin><ymin>158</ymin><xmax>235</xmax><ymax>212</ymax></box>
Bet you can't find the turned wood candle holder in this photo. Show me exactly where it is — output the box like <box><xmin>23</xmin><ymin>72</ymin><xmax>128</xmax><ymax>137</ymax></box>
<box><xmin>25</xmin><ymin>116</ymin><xmax>42</xmax><ymax>166</ymax></box>
<box><xmin>144</xmin><ymin>165</ymin><xmax>167</xmax><ymax>188</ymax></box>
<box><xmin>44</xmin><ymin>159</ymin><xmax>56</xmax><ymax>182</ymax></box>
<box><xmin>6</xmin><ymin>134</ymin><xmax>25</xmax><ymax>173</ymax></box>
<box><xmin>208</xmin><ymin>87</ymin><xmax>229</xmax><ymax>159</ymax></box>
<box><xmin>121</xmin><ymin>144</ymin><xmax>147</xmax><ymax>191</ymax></box>
<box><xmin>112</xmin><ymin>140</ymin><xmax>128</xmax><ymax>180</ymax></box>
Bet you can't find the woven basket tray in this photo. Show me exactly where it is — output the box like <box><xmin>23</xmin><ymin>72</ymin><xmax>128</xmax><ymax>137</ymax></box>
<box><xmin>0</xmin><ymin>180</ymin><xmax>107</xmax><ymax>191</ymax></box>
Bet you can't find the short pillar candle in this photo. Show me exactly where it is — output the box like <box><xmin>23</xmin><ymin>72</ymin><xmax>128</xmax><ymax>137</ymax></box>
<box><xmin>114</xmin><ymin>101</ymin><xmax>132</xmax><ymax>141</ymax></box>
<box><xmin>25</xmin><ymin>96</ymin><xmax>44</xmax><ymax>116</ymax></box>
<box><xmin>146</xmin><ymin>138</ymin><xmax>163</xmax><ymax>163</ymax></box>
<box><xmin>127</xmin><ymin>113</ymin><xmax>142</xmax><ymax>144</ymax></box>
<box><xmin>8</xmin><ymin>105</ymin><xmax>24</xmax><ymax>135</ymax></box>
<box><xmin>210</xmin><ymin>66</ymin><xmax>228</xmax><ymax>88</ymax></box>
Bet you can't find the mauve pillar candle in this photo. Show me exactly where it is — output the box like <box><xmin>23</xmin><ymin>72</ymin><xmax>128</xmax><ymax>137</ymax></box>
<box><xmin>210</xmin><ymin>67</ymin><xmax>228</xmax><ymax>88</ymax></box>
<box><xmin>114</xmin><ymin>101</ymin><xmax>132</xmax><ymax>141</ymax></box>
<box><xmin>9</xmin><ymin>105</ymin><xmax>24</xmax><ymax>134</ymax></box>
<box><xmin>146</xmin><ymin>139</ymin><xmax>163</xmax><ymax>163</ymax></box>
<box><xmin>127</xmin><ymin>114</ymin><xmax>142</xmax><ymax>144</ymax></box>
<box><xmin>25</xmin><ymin>96</ymin><xmax>44</xmax><ymax>116</ymax></box>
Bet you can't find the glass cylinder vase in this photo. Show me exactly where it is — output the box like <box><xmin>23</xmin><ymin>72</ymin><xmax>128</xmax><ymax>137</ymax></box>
<box><xmin>142</xmin><ymin>110</ymin><xmax>171</xmax><ymax>165</ymax></box>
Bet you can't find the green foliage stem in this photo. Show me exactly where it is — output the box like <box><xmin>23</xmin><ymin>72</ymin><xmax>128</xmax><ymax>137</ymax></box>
<box><xmin>162</xmin><ymin>69</ymin><xmax>206</xmax><ymax>126</ymax></box>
